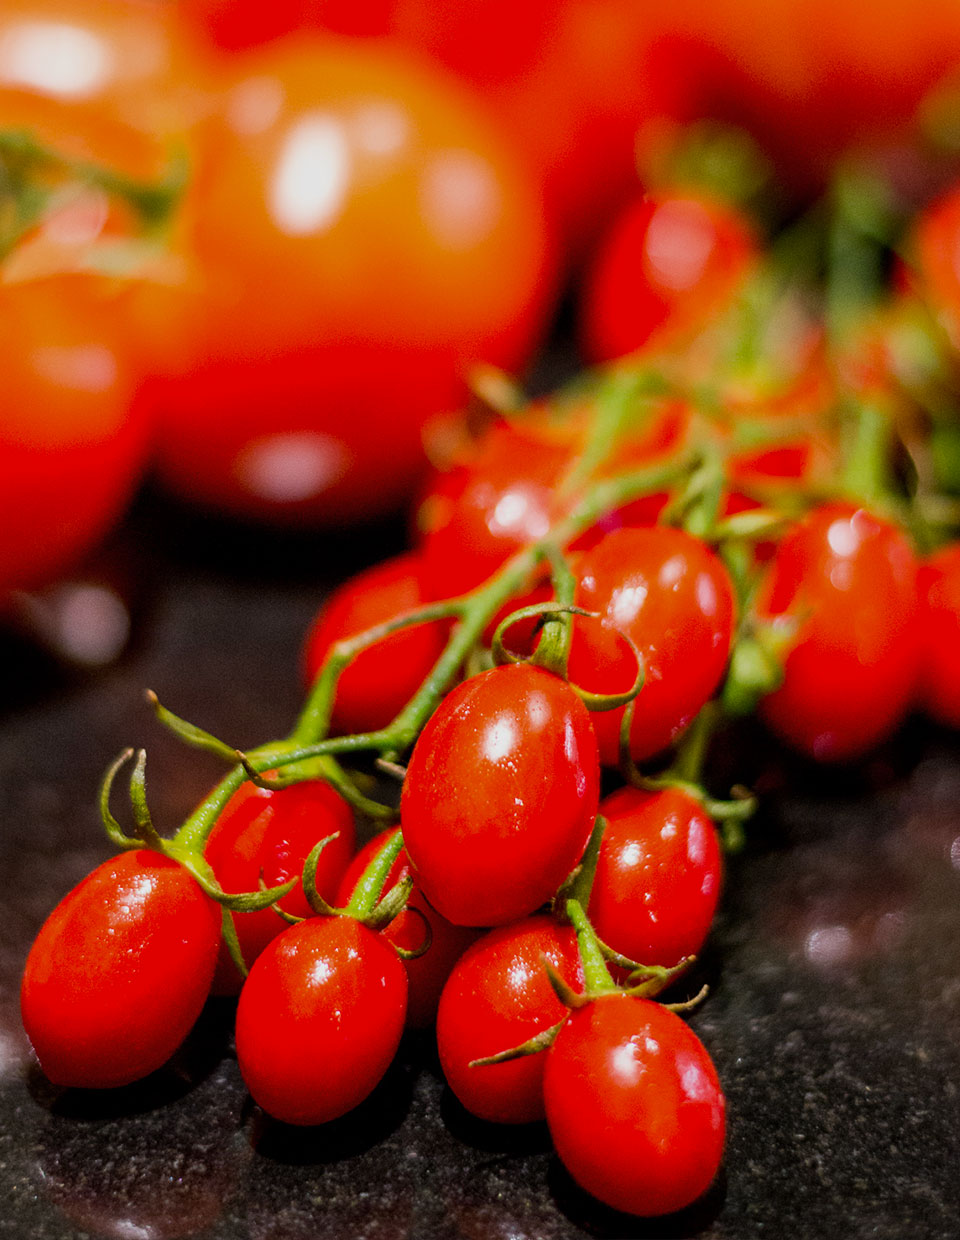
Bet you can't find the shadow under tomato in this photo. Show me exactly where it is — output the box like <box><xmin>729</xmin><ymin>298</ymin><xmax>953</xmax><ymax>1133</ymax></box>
<box><xmin>439</xmin><ymin>1084</ymin><xmax>554</xmax><ymax>1157</ymax></box>
<box><xmin>247</xmin><ymin>1049</ymin><xmax>417</xmax><ymax>1166</ymax></box>
<box><xmin>28</xmin><ymin>998</ymin><xmax>234</xmax><ymax>1121</ymax></box>
<box><xmin>550</xmin><ymin>1157</ymin><xmax>727</xmax><ymax>1239</ymax></box>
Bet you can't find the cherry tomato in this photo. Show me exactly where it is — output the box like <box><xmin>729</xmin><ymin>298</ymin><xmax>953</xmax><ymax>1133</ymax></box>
<box><xmin>335</xmin><ymin>828</ymin><xmax>479</xmax><ymax>1028</ymax></box>
<box><xmin>916</xmin><ymin>543</ymin><xmax>960</xmax><ymax>728</ymax></box>
<box><xmin>20</xmin><ymin>849</ymin><xmax>221</xmax><ymax>1089</ymax></box>
<box><xmin>567</xmin><ymin>527</ymin><xmax>736</xmax><ymax>765</ymax></box>
<box><xmin>148</xmin><ymin>35</ymin><xmax>555</xmax><ymax>525</ymax></box>
<box><xmin>203</xmin><ymin>777</ymin><xmax>355</xmax><ymax>994</ymax></box>
<box><xmin>543</xmin><ymin>993</ymin><xmax>725</xmax><ymax>1216</ymax></box>
<box><xmin>757</xmin><ymin>504</ymin><xmax>921</xmax><ymax>761</ymax></box>
<box><xmin>303</xmin><ymin>553</ymin><xmax>452</xmax><ymax>736</ymax></box>
<box><xmin>235</xmin><ymin>915</ymin><xmax>407</xmax><ymax>1125</ymax></box>
<box><xmin>436</xmin><ymin>914</ymin><xmax>581</xmax><ymax>1124</ymax></box>
<box><xmin>0</xmin><ymin>273</ymin><xmax>151</xmax><ymax>596</ymax></box>
<box><xmin>401</xmin><ymin>663</ymin><xmax>599</xmax><ymax>927</ymax></box>
<box><xmin>579</xmin><ymin>190</ymin><xmax>757</xmax><ymax>364</ymax></box>
<box><xmin>415</xmin><ymin>398</ymin><xmax>686</xmax><ymax>601</ymax></box>
<box><xmin>590</xmin><ymin>785</ymin><xmax>722</xmax><ymax>968</ymax></box>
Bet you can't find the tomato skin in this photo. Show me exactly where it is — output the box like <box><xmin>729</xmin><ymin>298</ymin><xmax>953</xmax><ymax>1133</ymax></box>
<box><xmin>436</xmin><ymin>915</ymin><xmax>581</xmax><ymax>1124</ymax></box>
<box><xmin>758</xmin><ymin>504</ymin><xmax>921</xmax><ymax>761</ymax></box>
<box><xmin>401</xmin><ymin>663</ymin><xmax>599</xmax><ymax>927</ymax></box>
<box><xmin>303</xmin><ymin>553</ymin><xmax>451</xmax><ymax>736</ymax></box>
<box><xmin>20</xmin><ymin>850</ymin><xmax>221</xmax><ymax>1089</ymax></box>
<box><xmin>0</xmin><ymin>274</ymin><xmax>151</xmax><ymax>596</ymax></box>
<box><xmin>913</xmin><ymin>184</ymin><xmax>960</xmax><ymax>349</ymax></box>
<box><xmin>590</xmin><ymin>786</ymin><xmax>722</xmax><ymax>968</ymax></box>
<box><xmin>203</xmin><ymin>778</ymin><xmax>355</xmax><ymax>995</ymax></box>
<box><xmin>579</xmin><ymin>190</ymin><xmax>757</xmax><ymax>365</ymax></box>
<box><xmin>567</xmin><ymin>527</ymin><xmax>736</xmax><ymax>765</ymax></box>
<box><xmin>917</xmin><ymin>543</ymin><xmax>960</xmax><ymax>728</ymax></box>
<box><xmin>149</xmin><ymin>36</ymin><xmax>555</xmax><ymax>525</ymax></box>
<box><xmin>235</xmin><ymin>915</ymin><xmax>407</xmax><ymax>1125</ymax></box>
<box><xmin>543</xmin><ymin>994</ymin><xmax>725</xmax><ymax>1217</ymax></box>
<box><xmin>335</xmin><ymin>829</ymin><xmax>479</xmax><ymax>1028</ymax></box>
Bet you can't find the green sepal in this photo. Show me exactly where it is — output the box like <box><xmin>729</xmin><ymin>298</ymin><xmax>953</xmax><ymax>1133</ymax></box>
<box><xmin>146</xmin><ymin>690</ymin><xmax>239</xmax><ymax>764</ymax></box>
<box><xmin>99</xmin><ymin>748</ymin><xmax>142</xmax><ymax>851</ymax></box>
<box><xmin>469</xmin><ymin>1017</ymin><xmax>567</xmax><ymax>1067</ymax></box>
<box><xmin>128</xmin><ymin>749</ymin><xmax>165</xmax><ymax>852</ymax></box>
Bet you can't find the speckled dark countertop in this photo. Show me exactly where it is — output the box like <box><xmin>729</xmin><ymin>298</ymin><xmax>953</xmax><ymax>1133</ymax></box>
<box><xmin>2</xmin><ymin>495</ymin><xmax>960</xmax><ymax>1240</ymax></box>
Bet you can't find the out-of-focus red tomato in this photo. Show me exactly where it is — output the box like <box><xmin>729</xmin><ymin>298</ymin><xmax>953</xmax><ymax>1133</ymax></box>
<box><xmin>578</xmin><ymin>190</ymin><xmax>758</xmax><ymax>365</ymax></box>
<box><xmin>911</xmin><ymin>183</ymin><xmax>960</xmax><ymax>349</ymax></box>
<box><xmin>640</xmin><ymin>0</ymin><xmax>960</xmax><ymax>192</ymax></box>
<box><xmin>181</xmin><ymin>2</ymin><xmax>664</xmax><ymax>255</ymax></box>
<box><xmin>0</xmin><ymin>273</ymin><xmax>151</xmax><ymax>596</ymax></box>
<box><xmin>144</xmin><ymin>35</ymin><xmax>555</xmax><ymax>525</ymax></box>
<box><xmin>0</xmin><ymin>0</ymin><xmax>212</xmax><ymax>141</ymax></box>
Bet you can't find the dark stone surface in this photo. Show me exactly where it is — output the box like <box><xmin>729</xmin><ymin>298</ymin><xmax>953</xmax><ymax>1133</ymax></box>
<box><xmin>2</xmin><ymin>495</ymin><xmax>960</xmax><ymax>1240</ymax></box>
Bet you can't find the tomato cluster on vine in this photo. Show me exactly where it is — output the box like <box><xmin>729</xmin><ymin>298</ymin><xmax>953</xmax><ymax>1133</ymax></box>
<box><xmin>21</xmin><ymin>99</ymin><xmax>960</xmax><ymax>1225</ymax></box>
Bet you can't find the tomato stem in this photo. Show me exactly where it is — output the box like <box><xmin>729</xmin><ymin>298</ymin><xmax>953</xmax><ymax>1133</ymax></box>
<box><xmin>565</xmin><ymin>898</ymin><xmax>617</xmax><ymax>997</ymax></box>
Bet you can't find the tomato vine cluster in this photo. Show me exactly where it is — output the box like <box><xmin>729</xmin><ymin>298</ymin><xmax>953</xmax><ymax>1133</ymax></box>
<box><xmin>21</xmin><ymin>162</ymin><xmax>960</xmax><ymax>1222</ymax></box>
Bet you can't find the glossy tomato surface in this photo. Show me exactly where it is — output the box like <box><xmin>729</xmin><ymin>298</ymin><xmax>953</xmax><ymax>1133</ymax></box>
<box><xmin>20</xmin><ymin>849</ymin><xmax>221</xmax><ymax>1089</ymax></box>
<box><xmin>401</xmin><ymin>663</ymin><xmax>599</xmax><ymax>926</ymax></box>
<box><xmin>0</xmin><ymin>274</ymin><xmax>151</xmax><ymax>596</ymax></box>
<box><xmin>148</xmin><ymin>36</ymin><xmax>555</xmax><ymax>525</ymax></box>
<box><xmin>543</xmin><ymin>994</ymin><xmax>726</xmax><ymax>1217</ymax></box>
<box><xmin>567</xmin><ymin>526</ymin><xmax>736</xmax><ymax>765</ymax></box>
<box><xmin>203</xmin><ymin>777</ymin><xmax>355</xmax><ymax>993</ymax></box>
<box><xmin>303</xmin><ymin>553</ymin><xmax>451</xmax><ymax>735</ymax></box>
<box><xmin>436</xmin><ymin>914</ymin><xmax>580</xmax><ymax>1124</ymax></box>
<box><xmin>335</xmin><ymin>828</ymin><xmax>479</xmax><ymax>1027</ymax></box>
<box><xmin>590</xmin><ymin>785</ymin><xmax>722</xmax><ymax>968</ymax></box>
<box><xmin>758</xmin><ymin>504</ymin><xmax>921</xmax><ymax>761</ymax></box>
<box><xmin>579</xmin><ymin>190</ymin><xmax>757</xmax><ymax>364</ymax></box>
<box><xmin>235</xmin><ymin>915</ymin><xmax>407</xmax><ymax>1125</ymax></box>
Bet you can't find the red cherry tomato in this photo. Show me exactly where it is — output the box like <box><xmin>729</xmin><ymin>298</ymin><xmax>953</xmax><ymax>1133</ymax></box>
<box><xmin>544</xmin><ymin>993</ymin><xmax>725</xmax><ymax>1216</ymax></box>
<box><xmin>916</xmin><ymin>543</ymin><xmax>960</xmax><ymax>728</ymax></box>
<box><xmin>401</xmin><ymin>663</ymin><xmax>599</xmax><ymax>927</ymax></box>
<box><xmin>757</xmin><ymin>504</ymin><xmax>921</xmax><ymax>761</ymax></box>
<box><xmin>148</xmin><ymin>36</ymin><xmax>555</xmax><ymax>525</ymax></box>
<box><xmin>303</xmin><ymin>553</ymin><xmax>451</xmax><ymax>736</ymax></box>
<box><xmin>579</xmin><ymin>190</ymin><xmax>757</xmax><ymax>364</ymax></box>
<box><xmin>590</xmin><ymin>785</ymin><xmax>722</xmax><ymax>968</ymax></box>
<box><xmin>567</xmin><ymin>527</ymin><xmax>736</xmax><ymax>765</ymax></box>
<box><xmin>415</xmin><ymin>420</ymin><xmax>573</xmax><ymax>600</ymax></box>
<box><xmin>0</xmin><ymin>274</ymin><xmax>151</xmax><ymax>596</ymax></box>
<box><xmin>436</xmin><ymin>915</ymin><xmax>581</xmax><ymax>1124</ymax></box>
<box><xmin>235</xmin><ymin>915</ymin><xmax>407</xmax><ymax>1125</ymax></box>
<box><xmin>20</xmin><ymin>850</ymin><xmax>221</xmax><ymax>1089</ymax></box>
<box><xmin>335</xmin><ymin>828</ymin><xmax>478</xmax><ymax>1028</ymax></box>
<box><xmin>203</xmin><ymin>777</ymin><xmax>355</xmax><ymax>994</ymax></box>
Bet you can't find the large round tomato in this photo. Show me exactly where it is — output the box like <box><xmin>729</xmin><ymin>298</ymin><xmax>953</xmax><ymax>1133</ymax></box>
<box><xmin>0</xmin><ymin>273</ymin><xmax>151</xmax><ymax>596</ymax></box>
<box><xmin>145</xmin><ymin>35</ymin><xmax>555</xmax><ymax>525</ymax></box>
<box><xmin>401</xmin><ymin>663</ymin><xmax>599</xmax><ymax>927</ymax></box>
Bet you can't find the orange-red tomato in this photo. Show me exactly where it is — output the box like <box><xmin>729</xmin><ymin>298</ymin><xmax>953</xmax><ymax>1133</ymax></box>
<box><xmin>146</xmin><ymin>35</ymin><xmax>556</xmax><ymax>525</ymax></box>
<box><xmin>0</xmin><ymin>274</ymin><xmax>151</xmax><ymax>595</ymax></box>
